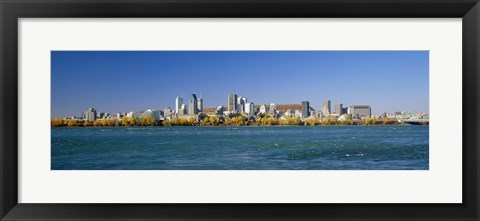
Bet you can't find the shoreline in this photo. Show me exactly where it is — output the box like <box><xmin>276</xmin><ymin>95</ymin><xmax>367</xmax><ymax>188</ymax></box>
<box><xmin>51</xmin><ymin>124</ymin><xmax>427</xmax><ymax>128</ymax></box>
<box><xmin>52</xmin><ymin>116</ymin><xmax>428</xmax><ymax>127</ymax></box>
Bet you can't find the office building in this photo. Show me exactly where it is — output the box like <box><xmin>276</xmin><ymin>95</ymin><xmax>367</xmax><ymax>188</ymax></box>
<box><xmin>228</xmin><ymin>94</ymin><xmax>237</xmax><ymax>112</ymax></box>
<box><xmin>312</xmin><ymin>110</ymin><xmax>323</xmax><ymax>119</ymax></box>
<box><xmin>245</xmin><ymin>102</ymin><xmax>254</xmax><ymax>116</ymax></box>
<box><xmin>301</xmin><ymin>101</ymin><xmax>310</xmax><ymax>119</ymax></box>
<box><xmin>269</xmin><ymin>103</ymin><xmax>277</xmax><ymax>115</ymax></box>
<box><xmin>322</xmin><ymin>100</ymin><xmax>331</xmax><ymax>117</ymax></box>
<box><xmin>349</xmin><ymin>105</ymin><xmax>372</xmax><ymax>118</ymax></box>
<box><xmin>294</xmin><ymin>110</ymin><xmax>302</xmax><ymax>118</ymax></box>
<box><xmin>164</xmin><ymin>107</ymin><xmax>173</xmax><ymax>119</ymax></box>
<box><xmin>284</xmin><ymin>109</ymin><xmax>294</xmax><ymax>117</ymax></box>
<box><xmin>259</xmin><ymin>104</ymin><xmax>268</xmax><ymax>114</ymax></box>
<box><xmin>334</xmin><ymin>103</ymin><xmax>344</xmax><ymax>115</ymax></box>
<box><xmin>236</xmin><ymin>104</ymin><xmax>244</xmax><ymax>114</ymax></box>
<box><xmin>216</xmin><ymin>106</ymin><xmax>224</xmax><ymax>115</ymax></box>
<box><xmin>141</xmin><ymin>109</ymin><xmax>162</xmax><ymax>121</ymax></box>
<box><xmin>175</xmin><ymin>96</ymin><xmax>184</xmax><ymax>113</ymax></box>
<box><xmin>85</xmin><ymin>108</ymin><xmax>97</xmax><ymax>122</ymax></box>
<box><xmin>197</xmin><ymin>98</ymin><xmax>203</xmax><ymax>113</ymax></box>
<box><xmin>237</xmin><ymin>96</ymin><xmax>245</xmax><ymax>113</ymax></box>
<box><xmin>189</xmin><ymin>94</ymin><xmax>198</xmax><ymax>115</ymax></box>
<box><xmin>178</xmin><ymin>104</ymin><xmax>187</xmax><ymax>116</ymax></box>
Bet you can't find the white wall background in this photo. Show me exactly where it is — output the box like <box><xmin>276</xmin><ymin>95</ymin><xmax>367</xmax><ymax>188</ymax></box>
<box><xmin>19</xmin><ymin>18</ymin><xmax>462</xmax><ymax>203</ymax></box>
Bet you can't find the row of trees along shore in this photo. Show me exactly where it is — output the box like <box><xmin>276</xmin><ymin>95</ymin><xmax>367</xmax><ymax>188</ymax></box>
<box><xmin>51</xmin><ymin>115</ymin><xmax>427</xmax><ymax>127</ymax></box>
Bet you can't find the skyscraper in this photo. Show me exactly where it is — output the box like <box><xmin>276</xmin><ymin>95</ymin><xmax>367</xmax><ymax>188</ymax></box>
<box><xmin>197</xmin><ymin>98</ymin><xmax>203</xmax><ymax>113</ymax></box>
<box><xmin>164</xmin><ymin>107</ymin><xmax>173</xmax><ymax>119</ymax></box>
<box><xmin>189</xmin><ymin>94</ymin><xmax>198</xmax><ymax>115</ymax></box>
<box><xmin>241</xmin><ymin>97</ymin><xmax>247</xmax><ymax>111</ymax></box>
<box><xmin>245</xmin><ymin>102</ymin><xmax>254</xmax><ymax>116</ymax></box>
<box><xmin>301</xmin><ymin>101</ymin><xmax>309</xmax><ymax>119</ymax></box>
<box><xmin>269</xmin><ymin>103</ymin><xmax>277</xmax><ymax>115</ymax></box>
<box><xmin>259</xmin><ymin>104</ymin><xmax>268</xmax><ymax>114</ymax></box>
<box><xmin>85</xmin><ymin>108</ymin><xmax>97</xmax><ymax>122</ymax></box>
<box><xmin>334</xmin><ymin>103</ymin><xmax>344</xmax><ymax>115</ymax></box>
<box><xmin>179</xmin><ymin>104</ymin><xmax>187</xmax><ymax>115</ymax></box>
<box><xmin>322</xmin><ymin>100</ymin><xmax>331</xmax><ymax>117</ymax></box>
<box><xmin>228</xmin><ymin>94</ymin><xmax>237</xmax><ymax>112</ymax></box>
<box><xmin>175</xmin><ymin>96</ymin><xmax>184</xmax><ymax>113</ymax></box>
<box><xmin>237</xmin><ymin>96</ymin><xmax>245</xmax><ymax>113</ymax></box>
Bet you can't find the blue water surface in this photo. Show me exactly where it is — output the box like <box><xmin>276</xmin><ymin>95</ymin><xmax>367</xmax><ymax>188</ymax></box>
<box><xmin>51</xmin><ymin>126</ymin><xmax>429</xmax><ymax>170</ymax></box>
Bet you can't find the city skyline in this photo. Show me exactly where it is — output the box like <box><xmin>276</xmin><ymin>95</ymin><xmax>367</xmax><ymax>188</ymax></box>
<box><xmin>58</xmin><ymin>92</ymin><xmax>423</xmax><ymax>124</ymax></box>
<box><xmin>51</xmin><ymin>51</ymin><xmax>429</xmax><ymax>118</ymax></box>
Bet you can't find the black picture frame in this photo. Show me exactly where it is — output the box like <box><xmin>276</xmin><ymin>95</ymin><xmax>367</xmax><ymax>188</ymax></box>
<box><xmin>1</xmin><ymin>0</ymin><xmax>479</xmax><ymax>220</ymax></box>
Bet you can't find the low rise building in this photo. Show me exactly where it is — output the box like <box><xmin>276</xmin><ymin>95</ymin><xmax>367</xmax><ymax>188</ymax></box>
<box><xmin>216</xmin><ymin>106</ymin><xmax>224</xmax><ymax>116</ymax></box>
<box><xmin>284</xmin><ymin>109</ymin><xmax>294</xmax><ymax>117</ymax></box>
<box><xmin>349</xmin><ymin>105</ymin><xmax>371</xmax><ymax>118</ymax></box>
<box><xmin>140</xmin><ymin>109</ymin><xmax>162</xmax><ymax>121</ymax></box>
<box><xmin>164</xmin><ymin>107</ymin><xmax>173</xmax><ymax>119</ymax></box>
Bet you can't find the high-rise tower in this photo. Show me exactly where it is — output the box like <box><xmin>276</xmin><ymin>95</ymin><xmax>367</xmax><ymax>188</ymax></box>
<box><xmin>175</xmin><ymin>96</ymin><xmax>184</xmax><ymax>113</ymax></box>
<box><xmin>228</xmin><ymin>94</ymin><xmax>237</xmax><ymax>112</ymax></box>
<box><xmin>189</xmin><ymin>94</ymin><xmax>198</xmax><ymax>115</ymax></box>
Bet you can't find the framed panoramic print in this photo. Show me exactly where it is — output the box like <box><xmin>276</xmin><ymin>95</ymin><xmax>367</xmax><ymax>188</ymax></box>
<box><xmin>1</xmin><ymin>0</ymin><xmax>479</xmax><ymax>221</ymax></box>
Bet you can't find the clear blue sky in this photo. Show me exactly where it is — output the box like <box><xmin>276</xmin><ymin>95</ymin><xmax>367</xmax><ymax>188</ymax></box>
<box><xmin>51</xmin><ymin>51</ymin><xmax>429</xmax><ymax>118</ymax></box>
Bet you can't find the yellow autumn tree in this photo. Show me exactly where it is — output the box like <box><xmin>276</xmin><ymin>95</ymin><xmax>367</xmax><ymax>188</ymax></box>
<box><xmin>129</xmin><ymin>117</ymin><xmax>137</xmax><ymax>126</ymax></box>
<box><xmin>209</xmin><ymin>116</ymin><xmax>219</xmax><ymax>126</ymax></box>
<box><xmin>67</xmin><ymin>120</ymin><xmax>77</xmax><ymax>127</ymax></box>
<box><xmin>188</xmin><ymin>117</ymin><xmax>195</xmax><ymax>126</ymax></box>
<box><xmin>121</xmin><ymin>116</ymin><xmax>129</xmax><ymax>126</ymax></box>
<box><xmin>231</xmin><ymin>116</ymin><xmax>245</xmax><ymax>126</ymax></box>
<box><xmin>141</xmin><ymin>116</ymin><xmax>156</xmax><ymax>126</ymax></box>
<box><xmin>162</xmin><ymin>119</ymin><xmax>172</xmax><ymax>126</ymax></box>
<box><xmin>305</xmin><ymin>117</ymin><xmax>319</xmax><ymax>126</ymax></box>
<box><xmin>51</xmin><ymin>119</ymin><xmax>65</xmax><ymax>127</ymax></box>
<box><xmin>364</xmin><ymin>117</ymin><xmax>377</xmax><ymax>125</ymax></box>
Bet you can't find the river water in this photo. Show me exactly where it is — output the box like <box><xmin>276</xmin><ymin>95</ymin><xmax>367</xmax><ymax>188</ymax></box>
<box><xmin>51</xmin><ymin>126</ymin><xmax>429</xmax><ymax>170</ymax></box>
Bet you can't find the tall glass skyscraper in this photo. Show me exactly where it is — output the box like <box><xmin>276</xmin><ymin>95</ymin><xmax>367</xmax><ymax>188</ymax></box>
<box><xmin>228</xmin><ymin>93</ymin><xmax>237</xmax><ymax>112</ymax></box>
<box><xmin>197</xmin><ymin>98</ymin><xmax>203</xmax><ymax>113</ymax></box>
<box><xmin>189</xmin><ymin>94</ymin><xmax>198</xmax><ymax>115</ymax></box>
<box><xmin>175</xmin><ymin>96</ymin><xmax>184</xmax><ymax>113</ymax></box>
<box><xmin>322</xmin><ymin>100</ymin><xmax>331</xmax><ymax>116</ymax></box>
